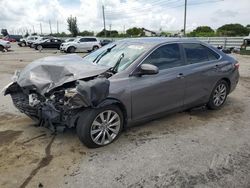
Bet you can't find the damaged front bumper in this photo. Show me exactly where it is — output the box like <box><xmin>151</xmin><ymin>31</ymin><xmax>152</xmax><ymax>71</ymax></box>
<box><xmin>4</xmin><ymin>77</ymin><xmax>110</xmax><ymax>131</ymax></box>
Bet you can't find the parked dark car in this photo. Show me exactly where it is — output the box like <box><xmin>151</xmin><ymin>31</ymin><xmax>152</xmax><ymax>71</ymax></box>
<box><xmin>100</xmin><ymin>39</ymin><xmax>113</xmax><ymax>46</ymax></box>
<box><xmin>34</xmin><ymin>38</ymin><xmax>64</xmax><ymax>50</ymax></box>
<box><xmin>28</xmin><ymin>36</ymin><xmax>51</xmax><ymax>48</ymax></box>
<box><xmin>3</xmin><ymin>38</ymin><xmax>239</xmax><ymax>148</ymax></box>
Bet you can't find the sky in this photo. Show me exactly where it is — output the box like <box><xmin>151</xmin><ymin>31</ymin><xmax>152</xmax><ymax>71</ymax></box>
<box><xmin>0</xmin><ymin>0</ymin><xmax>249</xmax><ymax>35</ymax></box>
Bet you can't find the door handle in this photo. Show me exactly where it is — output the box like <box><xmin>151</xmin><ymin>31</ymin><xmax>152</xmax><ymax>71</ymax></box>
<box><xmin>177</xmin><ymin>73</ymin><xmax>185</xmax><ymax>79</ymax></box>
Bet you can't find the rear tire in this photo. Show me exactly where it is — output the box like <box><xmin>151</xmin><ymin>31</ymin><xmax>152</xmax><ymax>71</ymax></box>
<box><xmin>92</xmin><ymin>46</ymin><xmax>99</xmax><ymax>51</ymax></box>
<box><xmin>37</xmin><ymin>45</ymin><xmax>43</xmax><ymax>51</ymax></box>
<box><xmin>76</xmin><ymin>105</ymin><xmax>123</xmax><ymax>148</ymax></box>
<box><xmin>0</xmin><ymin>45</ymin><xmax>4</xmax><ymax>52</ymax></box>
<box><xmin>207</xmin><ymin>80</ymin><xmax>229</xmax><ymax>110</ymax></box>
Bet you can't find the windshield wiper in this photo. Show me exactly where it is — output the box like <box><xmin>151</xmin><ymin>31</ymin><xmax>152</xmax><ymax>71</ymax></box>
<box><xmin>111</xmin><ymin>53</ymin><xmax>124</xmax><ymax>73</ymax></box>
<box><xmin>93</xmin><ymin>44</ymin><xmax>116</xmax><ymax>63</ymax></box>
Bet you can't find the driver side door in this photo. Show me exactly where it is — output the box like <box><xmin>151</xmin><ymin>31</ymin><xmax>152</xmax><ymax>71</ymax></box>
<box><xmin>130</xmin><ymin>43</ymin><xmax>187</xmax><ymax>121</ymax></box>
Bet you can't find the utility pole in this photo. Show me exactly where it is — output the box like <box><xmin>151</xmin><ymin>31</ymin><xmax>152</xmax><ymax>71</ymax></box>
<box><xmin>102</xmin><ymin>5</ymin><xmax>106</xmax><ymax>37</ymax></box>
<box><xmin>32</xmin><ymin>25</ymin><xmax>35</xmax><ymax>34</ymax></box>
<box><xmin>109</xmin><ymin>24</ymin><xmax>111</xmax><ymax>37</ymax></box>
<box><xmin>183</xmin><ymin>0</ymin><xmax>187</xmax><ymax>36</ymax></box>
<box><xmin>57</xmin><ymin>21</ymin><xmax>59</xmax><ymax>33</ymax></box>
<box><xmin>40</xmin><ymin>23</ymin><xmax>43</xmax><ymax>35</ymax></box>
<box><xmin>49</xmin><ymin>20</ymin><xmax>52</xmax><ymax>34</ymax></box>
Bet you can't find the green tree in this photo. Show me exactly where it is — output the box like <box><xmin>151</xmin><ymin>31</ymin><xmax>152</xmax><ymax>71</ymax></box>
<box><xmin>160</xmin><ymin>31</ymin><xmax>171</xmax><ymax>37</ymax></box>
<box><xmin>217</xmin><ymin>24</ymin><xmax>249</xmax><ymax>36</ymax></box>
<box><xmin>52</xmin><ymin>32</ymin><xmax>71</xmax><ymax>37</ymax></box>
<box><xmin>96</xmin><ymin>29</ymin><xmax>120</xmax><ymax>37</ymax></box>
<box><xmin>78</xmin><ymin>30</ymin><xmax>94</xmax><ymax>36</ymax></box>
<box><xmin>187</xmin><ymin>26</ymin><xmax>215</xmax><ymax>37</ymax></box>
<box><xmin>126</xmin><ymin>27</ymin><xmax>145</xmax><ymax>36</ymax></box>
<box><xmin>96</xmin><ymin>29</ymin><xmax>108</xmax><ymax>37</ymax></box>
<box><xmin>67</xmin><ymin>16</ymin><xmax>79</xmax><ymax>37</ymax></box>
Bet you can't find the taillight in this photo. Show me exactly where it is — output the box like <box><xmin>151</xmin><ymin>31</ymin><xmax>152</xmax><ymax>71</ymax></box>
<box><xmin>234</xmin><ymin>62</ymin><xmax>239</xmax><ymax>69</ymax></box>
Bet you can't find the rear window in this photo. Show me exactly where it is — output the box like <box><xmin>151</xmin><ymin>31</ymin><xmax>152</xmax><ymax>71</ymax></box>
<box><xmin>182</xmin><ymin>43</ymin><xmax>220</xmax><ymax>64</ymax></box>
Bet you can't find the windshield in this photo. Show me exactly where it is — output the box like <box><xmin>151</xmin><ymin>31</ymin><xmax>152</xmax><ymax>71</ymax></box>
<box><xmin>83</xmin><ymin>41</ymin><xmax>152</xmax><ymax>72</ymax></box>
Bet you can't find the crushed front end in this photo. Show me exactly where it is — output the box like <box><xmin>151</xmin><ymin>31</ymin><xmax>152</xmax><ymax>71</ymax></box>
<box><xmin>4</xmin><ymin>77</ymin><xmax>110</xmax><ymax>132</ymax></box>
<box><xmin>2</xmin><ymin>54</ymin><xmax>112</xmax><ymax>131</ymax></box>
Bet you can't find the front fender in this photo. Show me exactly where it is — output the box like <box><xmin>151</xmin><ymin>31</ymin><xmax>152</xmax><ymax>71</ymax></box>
<box><xmin>96</xmin><ymin>98</ymin><xmax>128</xmax><ymax>125</ymax></box>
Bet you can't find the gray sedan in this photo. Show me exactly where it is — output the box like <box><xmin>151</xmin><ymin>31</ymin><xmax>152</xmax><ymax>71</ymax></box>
<box><xmin>4</xmin><ymin>38</ymin><xmax>239</xmax><ymax>148</ymax></box>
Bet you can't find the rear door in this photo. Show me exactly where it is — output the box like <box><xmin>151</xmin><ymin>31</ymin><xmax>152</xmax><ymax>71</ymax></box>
<box><xmin>130</xmin><ymin>43</ymin><xmax>187</xmax><ymax>121</ymax></box>
<box><xmin>85</xmin><ymin>38</ymin><xmax>97</xmax><ymax>50</ymax></box>
<box><xmin>42</xmin><ymin>39</ymin><xmax>51</xmax><ymax>48</ymax></box>
<box><xmin>180</xmin><ymin>43</ymin><xmax>222</xmax><ymax>107</ymax></box>
<box><xmin>53</xmin><ymin>39</ymin><xmax>61</xmax><ymax>48</ymax></box>
<box><xmin>78</xmin><ymin>38</ymin><xmax>88</xmax><ymax>51</ymax></box>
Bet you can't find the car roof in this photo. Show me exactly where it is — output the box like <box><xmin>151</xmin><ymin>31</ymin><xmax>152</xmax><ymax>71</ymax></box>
<box><xmin>77</xmin><ymin>36</ymin><xmax>97</xmax><ymax>38</ymax></box>
<box><xmin>119</xmin><ymin>37</ymin><xmax>200</xmax><ymax>45</ymax></box>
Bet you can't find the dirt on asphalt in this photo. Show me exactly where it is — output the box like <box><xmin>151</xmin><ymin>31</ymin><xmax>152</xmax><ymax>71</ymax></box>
<box><xmin>0</xmin><ymin>44</ymin><xmax>250</xmax><ymax>188</ymax></box>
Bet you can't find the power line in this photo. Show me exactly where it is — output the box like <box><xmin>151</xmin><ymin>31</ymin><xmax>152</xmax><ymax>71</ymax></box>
<box><xmin>106</xmin><ymin>0</ymin><xmax>223</xmax><ymax>15</ymax></box>
<box><xmin>105</xmin><ymin>0</ymin><xmax>223</xmax><ymax>20</ymax></box>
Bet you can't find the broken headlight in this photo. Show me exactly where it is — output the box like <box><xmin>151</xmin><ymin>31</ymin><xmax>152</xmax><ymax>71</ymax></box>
<box><xmin>64</xmin><ymin>88</ymin><xmax>88</xmax><ymax>108</ymax></box>
<box><xmin>65</xmin><ymin>88</ymin><xmax>77</xmax><ymax>98</ymax></box>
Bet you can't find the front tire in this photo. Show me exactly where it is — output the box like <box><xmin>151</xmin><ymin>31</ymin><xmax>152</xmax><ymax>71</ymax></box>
<box><xmin>20</xmin><ymin>42</ymin><xmax>26</xmax><ymax>47</ymax></box>
<box><xmin>76</xmin><ymin>105</ymin><xmax>123</xmax><ymax>148</ymax></box>
<box><xmin>67</xmin><ymin>46</ymin><xmax>76</xmax><ymax>53</ymax></box>
<box><xmin>207</xmin><ymin>80</ymin><xmax>229</xmax><ymax>110</ymax></box>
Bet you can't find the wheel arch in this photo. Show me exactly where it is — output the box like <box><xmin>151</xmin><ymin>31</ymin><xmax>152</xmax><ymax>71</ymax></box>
<box><xmin>221</xmin><ymin>77</ymin><xmax>231</xmax><ymax>93</ymax></box>
<box><xmin>92</xmin><ymin>45</ymin><xmax>99</xmax><ymax>49</ymax></box>
<box><xmin>96</xmin><ymin>98</ymin><xmax>128</xmax><ymax>127</ymax></box>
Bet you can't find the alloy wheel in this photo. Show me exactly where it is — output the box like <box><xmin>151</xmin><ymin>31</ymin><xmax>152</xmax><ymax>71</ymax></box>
<box><xmin>37</xmin><ymin>45</ymin><xmax>42</xmax><ymax>51</ymax></box>
<box><xmin>90</xmin><ymin>110</ymin><xmax>121</xmax><ymax>146</ymax></box>
<box><xmin>213</xmin><ymin>83</ymin><xmax>227</xmax><ymax>106</ymax></box>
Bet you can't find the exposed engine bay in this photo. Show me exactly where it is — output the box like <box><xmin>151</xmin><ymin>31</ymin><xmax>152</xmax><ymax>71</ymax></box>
<box><xmin>3</xmin><ymin>54</ymin><xmax>114</xmax><ymax>131</ymax></box>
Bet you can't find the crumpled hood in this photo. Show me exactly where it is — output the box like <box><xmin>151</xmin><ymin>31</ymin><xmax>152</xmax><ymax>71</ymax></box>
<box><xmin>16</xmin><ymin>54</ymin><xmax>110</xmax><ymax>95</ymax></box>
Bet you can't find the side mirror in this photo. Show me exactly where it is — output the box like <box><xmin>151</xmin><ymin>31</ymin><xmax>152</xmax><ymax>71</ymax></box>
<box><xmin>135</xmin><ymin>64</ymin><xmax>159</xmax><ymax>76</ymax></box>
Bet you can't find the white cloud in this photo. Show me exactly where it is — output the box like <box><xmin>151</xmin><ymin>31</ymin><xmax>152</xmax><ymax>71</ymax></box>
<box><xmin>0</xmin><ymin>0</ymin><xmax>249</xmax><ymax>35</ymax></box>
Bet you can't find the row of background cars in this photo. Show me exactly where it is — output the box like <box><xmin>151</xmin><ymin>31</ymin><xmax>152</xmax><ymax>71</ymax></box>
<box><xmin>17</xmin><ymin>35</ymin><xmax>112</xmax><ymax>53</ymax></box>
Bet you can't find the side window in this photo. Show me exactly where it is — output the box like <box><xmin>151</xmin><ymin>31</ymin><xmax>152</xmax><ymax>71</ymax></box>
<box><xmin>183</xmin><ymin>43</ymin><xmax>220</xmax><ymax>64</ymax></box>
<box><xmin>143</xmin><ymin>43</ymin><xmax>183</xmax><ymax>70</ymax></box>
<box><xmin>79</xmin><ymin>38</ymin><xmax>87</xmax><ymax>42</ymax></box>
<box><xmin>92</xmin><ymin>38</ymin><xmax>97</xmax><ymax>41</ymax></box>
<box><xmin>86</xmin><ymin>38</ymin><xmax>97</xmax><ymax>42</ymax></box>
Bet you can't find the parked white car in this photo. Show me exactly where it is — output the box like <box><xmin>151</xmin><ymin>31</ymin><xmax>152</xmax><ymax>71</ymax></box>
<box><xmin>0</xmin><ymin>39</ymin><xmax>11</xmax><ymax>52</ymax></box>
<box><xmin>60</xmin><ymin>37</ymin><xmax>101</xmax><ymax>53</ymax></box>
<box><xmin>18</xmin><ymin>36</ymin><xmax>39</xmax><ymax>47</ymax></box>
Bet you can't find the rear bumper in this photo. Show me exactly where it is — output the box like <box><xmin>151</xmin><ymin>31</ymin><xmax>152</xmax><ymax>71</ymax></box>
<box><xmin>229</xmin><ymin>69</ymin><xmax>239</xmax><ymax>93</ymax></box>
